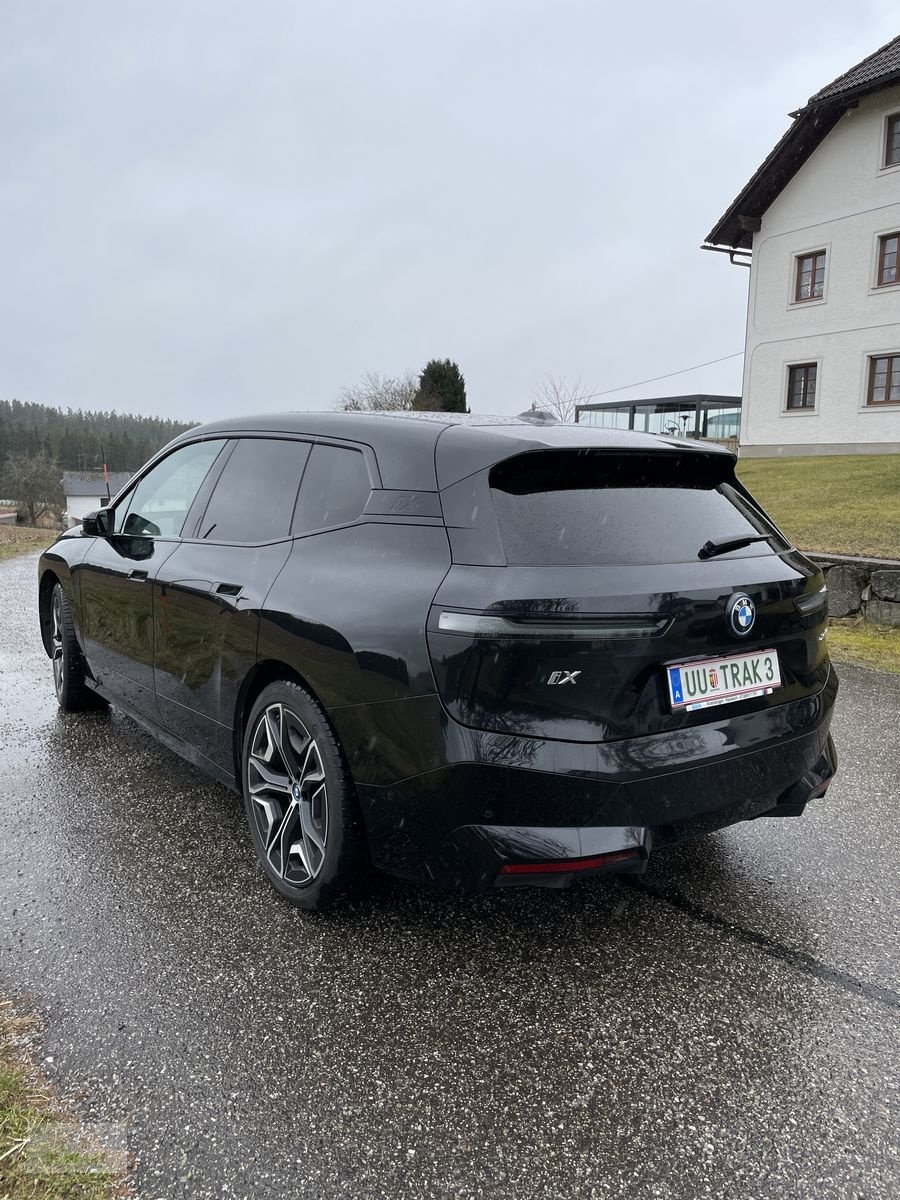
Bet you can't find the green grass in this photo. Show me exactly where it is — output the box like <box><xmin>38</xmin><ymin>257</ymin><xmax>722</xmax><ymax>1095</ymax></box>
<box><xmin>826</xmin><ymin>619</ymin><xmax>900</xmax><ymax>675</ymax></box>
<box><xmin>737</xmin><ymin>455</ymin><xmax>900</xmax><ymax>558</ymax></box>
<box><xmin>0</xmin><ymin>1001</ymin><xmax>126</xmax><ymax>1199</ymax></box>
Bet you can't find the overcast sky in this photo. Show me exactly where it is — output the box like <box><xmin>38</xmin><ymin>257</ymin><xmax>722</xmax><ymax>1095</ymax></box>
<box><xmin>1</xmin><ymin>1</ymin><xmax>898</xmax><ymax>422</ymax></box>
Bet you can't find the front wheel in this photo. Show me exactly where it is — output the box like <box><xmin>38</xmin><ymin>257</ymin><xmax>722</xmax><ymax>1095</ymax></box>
<box><xmin>241</xmin><ymin>681</ymin><xmax>368</xmax><ymax>912</ymax></box>
<box><xmin>49</xmin><ymin>582</ymin><xmax>103</xmax><ymax>712</ymax></box>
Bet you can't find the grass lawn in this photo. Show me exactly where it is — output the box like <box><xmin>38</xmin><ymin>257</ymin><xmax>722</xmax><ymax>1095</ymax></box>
<box><xmin>0</xmin><ymin>1001</ymin><xmax>126</xmax><ymax>1199</ymax></box>
<box><xmin>0</xmin><ymin>527</ymin><xmax>55</xmax><ymax>562</ymax></box>
<box><xmin>737</xmin><ymin>455</ymin><xmax>900</xmax><ymax>558</ymax></box>
<box><xmin>826</xmin><ymin>618</ymin><xmax>900</xmax><ymax>674</ymax></box>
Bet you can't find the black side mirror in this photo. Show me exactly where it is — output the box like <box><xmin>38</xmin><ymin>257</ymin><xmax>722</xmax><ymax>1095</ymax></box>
<box><xmin>81</xmin><ymin>508</ymin><xmax>112</xmax><ymax>537</ymax></box>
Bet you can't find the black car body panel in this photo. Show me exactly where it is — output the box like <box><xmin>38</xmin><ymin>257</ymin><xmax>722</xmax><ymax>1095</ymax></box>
<box><xmin>38</xmin><ymin>412</ymin><xmax>838</xmax><ymax>894</ymax></box>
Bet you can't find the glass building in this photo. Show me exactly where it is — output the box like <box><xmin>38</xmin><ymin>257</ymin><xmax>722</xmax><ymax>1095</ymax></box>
<box><xmin>575</xmin><ymin>394</ymin><xmax>741</xmax><ymax>445</ymax></box>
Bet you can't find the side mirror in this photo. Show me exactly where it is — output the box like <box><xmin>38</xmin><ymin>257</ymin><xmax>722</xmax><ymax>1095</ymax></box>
<box><xmin>81</xmin><ymin>508</ymin><xmax>112</xmax><ymax>537</ymax></box>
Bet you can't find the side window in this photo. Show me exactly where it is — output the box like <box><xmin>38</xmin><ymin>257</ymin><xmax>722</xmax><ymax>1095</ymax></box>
<box><xmin>115</xmin><ymin>440</ymin><xmax>225</xmax><ymax>537</ymax></box>
<box><xmin>195</xmin><ymin>438</ymin><xmax>311</xmax><ymax>543</ymax></box>
<box><xmin>292</xmin><ymin>444</ymin><xmax>371</xmax><ymax>534</ymax></box>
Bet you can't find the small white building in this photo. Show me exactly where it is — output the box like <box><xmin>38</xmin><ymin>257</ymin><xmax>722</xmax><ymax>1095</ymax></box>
<box><xmin>62</xmin><ymin>471</ymin><xmax>132</xmax><ymax>528</ymax></box>
<box><xmin>705</xmin><ymin>35</ymin><xmax>900</xmax><ymax>456</ymax></box>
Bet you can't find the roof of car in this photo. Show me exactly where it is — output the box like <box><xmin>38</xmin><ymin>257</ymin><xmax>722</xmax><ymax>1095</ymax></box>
<box><xmin>172</xmin><ymin>411</ymin><xmax>731</xmax><ymax>491</ymax></box>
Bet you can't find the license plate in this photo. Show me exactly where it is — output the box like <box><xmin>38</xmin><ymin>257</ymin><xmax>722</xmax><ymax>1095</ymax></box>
<box><xmin>667</xmin><ymin>649</ymin><xmax>781</xmax><ymax>712</ymax></box>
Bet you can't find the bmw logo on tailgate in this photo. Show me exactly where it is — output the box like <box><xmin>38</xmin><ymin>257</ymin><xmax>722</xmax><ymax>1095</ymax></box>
<box><xmin>728</xmin><ymin>593</ymin><xmax>756</xmax><ymax>637</ymax></box>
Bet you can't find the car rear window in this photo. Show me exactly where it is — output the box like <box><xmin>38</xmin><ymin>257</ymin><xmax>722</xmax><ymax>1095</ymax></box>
<box><xmin>489</xmin><ymin>450</ymin><xmax>782</xmax><ymax>566</ymax></box>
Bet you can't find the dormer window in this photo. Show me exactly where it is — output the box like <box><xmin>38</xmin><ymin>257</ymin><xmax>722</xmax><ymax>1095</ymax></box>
<box><xmin>885</xmin><ymin>113</ymin><xmax>900</xmax><ymax>167</ymax></box>
<box><xmin>794</xmin><ymin>251</ymin><xmax>826</xmax><ymax>302</ymax></box>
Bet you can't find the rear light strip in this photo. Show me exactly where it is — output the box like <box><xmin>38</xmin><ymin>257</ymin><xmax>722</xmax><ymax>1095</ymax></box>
<box><xmin>498</xmin><ymin>848</ymin><xmax>641</xmax><ymax>875</ymax></box>
<box><xmin>794</xmin><ymin>585</ymin><xmax>827</xmax><ymax>615</ymax></box>
<box><xmin>437</xmin><ymin>611</ymin><xmax>669</xmax><ymax>639</ymax></box>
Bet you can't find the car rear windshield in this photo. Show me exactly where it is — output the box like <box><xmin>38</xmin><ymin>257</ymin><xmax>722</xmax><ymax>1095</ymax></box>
<box><xmin>489</xmin><ymin>450</ymin><xmax>783</xmax><ymax>566</ymax></box>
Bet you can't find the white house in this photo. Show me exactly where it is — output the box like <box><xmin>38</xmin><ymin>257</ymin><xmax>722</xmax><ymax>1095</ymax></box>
<box><xmin>705</xmin><ymin>35</ymin><xmax>900</xmax><ymax>456</ymax></box>
<box><xmin>62</xmin><ymin>470</ymin><xmax>132</xmax><ymax>528</ymax></box>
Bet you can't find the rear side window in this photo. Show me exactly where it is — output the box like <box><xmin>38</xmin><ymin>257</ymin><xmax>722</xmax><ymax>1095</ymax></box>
<box><xmin>196</xmin><ymin>438</ymin><xmax>310</xmax><ymax>543</ymax></box>
<box><xmin>293</xmin><ymin>444</ymin><xmax>371</xmax><ymax>533</ymax></box>
<box><xmin>489</xmin><ymin>451</ymin><xmax>781</xmax><ymax>566</ymax></box>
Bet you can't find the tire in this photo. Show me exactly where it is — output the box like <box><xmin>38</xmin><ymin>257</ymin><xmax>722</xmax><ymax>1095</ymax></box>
<box><xmin>241</xmin><ymin>680</ymin><xmax>368</xmax><ymax>912</ymax></box>
<box><xmin>49</xmin><ymin>582</ymin><xmax>104</xmax><ymax>712</ymax></box>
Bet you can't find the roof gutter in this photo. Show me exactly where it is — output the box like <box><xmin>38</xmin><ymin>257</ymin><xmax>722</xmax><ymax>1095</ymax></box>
<box><xmin>700</xmin><ymin>244</ymin><xmax>752</xmax><ymax>268</ymax></box>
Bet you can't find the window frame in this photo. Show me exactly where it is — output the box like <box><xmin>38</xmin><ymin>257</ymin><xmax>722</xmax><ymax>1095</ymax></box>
<box><xmin>111</xmin><ymin>437</ymin><xmax>229</xmax><ymax>541</ymax></box>
<box><xmin>875</xmin><ymin>231</ymin><xmax>900</xmax><ymax>288</ymax></box>
<box><xmin>784</xmin><ymin>362</ymin><xmax>819</xmax><ymax>414</ymax></box>
<box><xmin>865</xmin><ymin>353</ymin><xmax>900</xmax><ymax>407</ymax></box>
<box><xmin>792</xmin><ymin>249</ymin><xmax>827</xmax><ymax>304</ymax></box>
<box><xmin>883</xmin><ymin>112</ymin><xmax>900</xmax><ymax>169</ymax></box>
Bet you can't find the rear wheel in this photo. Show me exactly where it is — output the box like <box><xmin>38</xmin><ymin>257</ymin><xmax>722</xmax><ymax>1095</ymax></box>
<box><xmin>241</xmin><ymin>681</ymin><xmax>368</xmax><ymax>912</ymax></box>
<box><xmin>49</xmin><ymin>583</ymin><xmax>102</xmax><ymax>712</ymax></box>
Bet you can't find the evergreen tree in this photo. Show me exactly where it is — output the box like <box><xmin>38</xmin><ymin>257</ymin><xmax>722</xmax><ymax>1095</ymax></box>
<box><xmin>0</xmin><ymin>399</ymin><xmax>195</xmax><ymax>478</ymax></box>
<box><xmin>413</xmin><ymin>360</ymin><xmax>468</xmax><ymax>413</ymax></box>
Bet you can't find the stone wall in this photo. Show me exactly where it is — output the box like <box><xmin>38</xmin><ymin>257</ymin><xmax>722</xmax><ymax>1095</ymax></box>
<box><xmin>808</xmin><ymin>553</ymin><xmax>900</xmax><ymax>627</ymax></box>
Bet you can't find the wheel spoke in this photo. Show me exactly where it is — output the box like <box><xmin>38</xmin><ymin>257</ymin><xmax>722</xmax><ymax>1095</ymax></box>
<box><xmin>299</xmin><ymin>792</ymin><xmax>326</xmax><ymax>858</ymax></box>
<box><xmin>276</xmin><ymin>801</ymin><xmax>302</xmax><ymax>878</ymax></box>
<box><xmin>262</xmin><ymin>705</ymin><xmax>282</xmax><ymax>763</ymax></box>
<box><xmin>280</xmin><ymin>710</ymin><xmax>311</xmax><ymax>779</ymax></box>
<box><xmin>248</xmin><ymin>757</ymin><xmax>291</xmax><ymax>795</ymax></box>
<box><xmin>298</xmin><ymin>740</ymin><xmax>325</xmax><ymax>789</ymax></box>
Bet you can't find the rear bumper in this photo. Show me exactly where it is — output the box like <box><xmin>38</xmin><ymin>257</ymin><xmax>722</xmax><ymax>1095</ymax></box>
<box><xmin>345</xmin><ymin>667</ymin><xmax>838</xmax><ymax>894</ymax></box>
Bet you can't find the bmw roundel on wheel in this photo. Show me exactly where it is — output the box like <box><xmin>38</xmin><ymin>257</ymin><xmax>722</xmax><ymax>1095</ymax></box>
<box><xmin>37</xmin><ymin>412</ymin><xmax>838</xmax><ymax>910</ymax></box>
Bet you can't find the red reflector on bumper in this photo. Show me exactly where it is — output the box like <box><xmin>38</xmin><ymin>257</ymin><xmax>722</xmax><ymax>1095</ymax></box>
<box><xmin>498</xmin><ymin>848</ymin><xmax>641</xmax><ymax>876</ymax></box>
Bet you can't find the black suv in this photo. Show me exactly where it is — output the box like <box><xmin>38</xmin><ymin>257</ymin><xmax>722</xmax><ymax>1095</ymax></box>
<box><xmin>39</xmin><ymin>413</ymin><xmax>838</xmax><ymax>910</ymax></box>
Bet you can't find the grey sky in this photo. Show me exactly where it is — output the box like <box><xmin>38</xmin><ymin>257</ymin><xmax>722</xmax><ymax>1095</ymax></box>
<box><xmin>2</xmin><ymin>1</ymin><xmax>898</xmax><ymax>422</ymax></box>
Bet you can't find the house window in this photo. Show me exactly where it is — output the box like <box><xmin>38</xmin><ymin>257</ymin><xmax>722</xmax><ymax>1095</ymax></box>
<box><xmin>876</xmin><ymin>233</ymin><xmax>899</xmax><ymax>286</ymax></box>
<box><xmin>794</xmin><ymin>251</ymin><xmax>826</xmax><ymax>301</ymax></box>
<box><xmin>867</xmin><ymin>355</ymin><xmax>900</xmax><ymax>405</ymax></box>
<box><xmin>885</xmin><ymin>114</ymin><xmax>900</xmax><ymax>167</ymax></box>
<box><xmin>786</xmin><ymin>364</ymin><xmax>817</xmax><ymax>410</ymax></box>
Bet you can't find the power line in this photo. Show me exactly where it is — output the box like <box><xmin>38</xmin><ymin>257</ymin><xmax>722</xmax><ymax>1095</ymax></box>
<box><xmin>577</xmin><ymin>351</ymin><xmax>745</xmax><ymax>403</ymax></box>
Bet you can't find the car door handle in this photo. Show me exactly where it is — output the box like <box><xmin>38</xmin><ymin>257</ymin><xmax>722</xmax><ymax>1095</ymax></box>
<box><xmin>214</xmin><ymin>582</ymin><xmax>243</xmax><ymax>597</ymax></box>
<box><xmin>128</xmin><ymin>569</ymin><xmax>149</xmax><ymax>581</ymax></box>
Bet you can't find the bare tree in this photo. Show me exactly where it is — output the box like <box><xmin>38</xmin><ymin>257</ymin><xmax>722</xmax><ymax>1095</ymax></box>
<box><xmin>336</xmin><ymin>370</ymin><xmax>419</xmax><ymax>413</ymax></box>
<box><xmin>529</xmin><ymin>374</ymin><xmax>596</xmax><ymax>423</ymax></box>
<box><xmin>3</xmin><ymin>452</ymin><xmax>64</xmax><ymax>525</ymax></box>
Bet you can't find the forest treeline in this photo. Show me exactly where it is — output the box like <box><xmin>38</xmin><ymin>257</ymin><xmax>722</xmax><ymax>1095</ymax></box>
<box><xmin>0</xmin><ymin>399</ymin><xmax>195</xmax><ymax>474</ymax></box>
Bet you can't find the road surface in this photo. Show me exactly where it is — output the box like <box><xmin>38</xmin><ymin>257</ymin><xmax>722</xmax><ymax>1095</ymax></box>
<box><xmin>1</xmin><ymin>550</ymin><xmax>898</xmax><ymax>1199</ymax></box>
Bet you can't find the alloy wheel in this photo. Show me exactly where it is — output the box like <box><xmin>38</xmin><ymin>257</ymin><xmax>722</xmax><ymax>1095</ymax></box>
<box><xmin>51</xmin><ymin>590</ymin><xmax>64</xmax><ymax>698</ymax></box>
<box><xmin>247</xmin><ymin>703</ymin><xmax>328</xmax><ymax>886</ymax></box>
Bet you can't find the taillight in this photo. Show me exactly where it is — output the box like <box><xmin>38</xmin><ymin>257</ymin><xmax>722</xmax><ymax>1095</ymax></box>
<box><xmin>794</xmin><ymin>584</ymin><xmax>828</xmax><ymax>615</ymax></box>
<box><xmin>436</xmin><ymin>610</ymin><xmax>669</xmax><ymax>639</ymax></box>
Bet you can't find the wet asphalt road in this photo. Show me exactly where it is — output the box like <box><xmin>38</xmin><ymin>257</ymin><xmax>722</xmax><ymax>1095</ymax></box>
<box><xmin>1</xmin><ymin>551</ymin><xmax>898</xmax><ymax>1200</ymax></box>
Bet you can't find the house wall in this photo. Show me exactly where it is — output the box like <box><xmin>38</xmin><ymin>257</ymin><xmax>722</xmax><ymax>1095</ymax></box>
<box><xmin>66</xmin><ymin>494</ymin><xmax>108</xmax><ymax>528</ymax></box>
<box><xmin>742</xmin><ymin>84</ymin><xmax>900</xmax><ymax>455</ymax></box>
